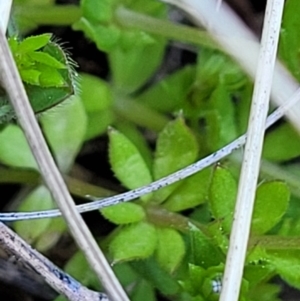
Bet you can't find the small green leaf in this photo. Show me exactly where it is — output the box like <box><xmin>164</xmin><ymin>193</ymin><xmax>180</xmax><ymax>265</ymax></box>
<box><xmin>65</xmin><ymin>251</ymin><xmax>99</xmax><ymax>289</ymax></box>
<box><xmin>14</xmin><ymin>186</ymin><xmax>53</xmax><ymax>243</ymax></box>
<box><xmin>208</xmin><ymin>84</ymin><xmax>237</xmax><ymax>147</ymax></box>
<box><xmin>0</xmin><ymin>124</ymin><xmax>37</xmax><ymax>169</ymax></box>
<box><xmin>81</xmin><ymin>0</ymin><xmax>113</xmax><ymax>23</ymax></box>
<box><xmin>108</xmin><ymin>128</ymin><xmax>152</xmax><ymax>198</ymax></box>
<box><xmin>155</xmin><ymin>228</ymin><xmax>185</xmax><ymax>273</ymax></box>
<box><xmin>17</xmin><ymin>33</ymin><xmax>52</xmax><ymax>53</ymax></box>
<box><xmin>35</xmin><ymin>217</ymin><xmax>67</xmax><ymax>252</ymax></box>
<box><xmin>263</xmin><ymin>123</ymin><xmax>300</xmax><ymax>162</ymax></box>
<box><xmin>131</xmin><ymin>257</ymin><xmax>180</xmax><ymax>295</ymax></box>
<box><xmin>185</xmin><ymin>264</ymin><xmax>207</xmax><ymax>296</ymax></box>
<box><xmin>131</xmin><ymin>279</ymin><xmax>156</xmax><ymax>301</ymax></box>
<box><xmin>101</xmin><ymin>203</ymin><xmax>146</xmax><ymax>225</ymax></box>
<box><xmin>73</xmin><ymin>18</ymin><xmax>120</xmax><ymax>52</ymax></box>
<box><xmin>110</xmin><ymin>222</ymin><xmax>157</xmax><ymax>263</ymax></box>
<box><xmin>137</xmin><ymin>65</ymin><xmax>195</xmax><ymax>113</ymax></box>
<box><xmin>163</xmin><ymin>168</ymin><xmax>212</xmax><ymax>212</ymax></box>
<box><xmin>244</xmin><ymin>264</ymin><xmax>275</xmax><ymax>288</ymax></box>
<box><xmin>38</xmin><ymin>66</ymin><xmax>66</xmax><ymax>87</ymax></box>
<box><xmin>153</xmin><ymin>117</ymin><xmax>198</xmax><ymax>202</ymax></box>
<box><xmin>188</xmin><ymin>223</ymin><xmax>224</xmax><ymax>269</ymax></box>
<box><xmin>19</xmin><ymin>68</ymin><xmax>41</xmax><ymax>85</ymax></box>
<box><xmin>28</xmin><ymin>51</ymin><xmax>66</xmax><ymax>69</ymax></box>
<box><xmin>41</xmin><ymin>95</ymin><xmax>87</xmax><ymax>172</ymax></box>
<box><xmin>109</xmin><ymin>34</ymin><xmax>166</xmax><ymax>93</ymax></box>
<box><xmin>209</xmin><ymin>166</ymin><xmax>237</xmax><ymax>233</ymax></box>
<box><xmin>279</xmin><ymin>0</ymin><xmax>300</xmax><ymax>80</ymax></box>
<box><xmin>267</xmin><ymin>250</ymin><xmax>300</xmax><ymax>289</ymax></box>
<box><xmin>251</xmin><ymin>181</ymin><xmax>290</xmax><ymax>235</ymax></box>
<box><xmin>3</xmin><ymin>37</ymin><xmax>76</xmax><ymax>123</ymax></box>
<box><xmin>79</xmin><ymin>73</ymin><xmax>114</xmax><ymax>140</ymax></box>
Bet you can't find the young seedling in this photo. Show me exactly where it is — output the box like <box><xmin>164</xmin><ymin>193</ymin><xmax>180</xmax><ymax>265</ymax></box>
<box><xmin>0</xmin><ymin>33</ymin><xmax>76</xmax><ymax>123</ymax></box>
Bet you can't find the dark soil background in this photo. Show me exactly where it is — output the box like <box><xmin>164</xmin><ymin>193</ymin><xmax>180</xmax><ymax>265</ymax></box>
<box><xmin>1</xmin><ymin>0</ymin><xmax>299</xmax><ymax>300</ymax></box>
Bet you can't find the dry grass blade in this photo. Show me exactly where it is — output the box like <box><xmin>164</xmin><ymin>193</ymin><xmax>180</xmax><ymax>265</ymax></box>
<box><xmin>0</xmin><ymin>223</ymin><xmax>108</xmax><ymax>301</ymax></box>
<box><xmin>0</xmin><ymin>4</ymin><xmax>128</xmax><ymax>301</ymax></box>
<box><xmin>220</xmin><ymin>0</ymin><xmax>284</xmax><ymax>300</ymax></box>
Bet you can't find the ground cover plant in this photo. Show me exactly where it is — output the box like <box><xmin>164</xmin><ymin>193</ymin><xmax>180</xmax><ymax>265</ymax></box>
<box><xmin>1</xmin><ymin>0</ymin><xmax>300</xmax><ymax>300</ymax></box>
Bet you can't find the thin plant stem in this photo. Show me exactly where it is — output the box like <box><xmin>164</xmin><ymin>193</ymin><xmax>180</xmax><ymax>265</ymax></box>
<box><xmin>115</xmin><ymin>6</ymin><xmax>219</xmax><ymax>50</ymax></box>
<box><xmin>13</xmin><ymin>4</ymin><xmax>81</xmax><ymax>26</ymax></box>
<box><xmin>219</xmin><ymin>0</ymin><xmax>284</xmax><ymax>300</ymax></box>
<box><xmin>0</xmin><ymin>21</ymin><xmax>128</xmax><ymax>301</ymax></box>
<box><xmin>0</xmin><ymin>85</ymin><xmax>300</xmax><ymax>221</ymax></box>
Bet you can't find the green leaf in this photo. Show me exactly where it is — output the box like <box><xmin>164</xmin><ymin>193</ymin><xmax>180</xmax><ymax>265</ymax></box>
<box><xmin>38</xmin><ymin>66</ymin><xmax>66</xmax><ymax>87</ymax></box>
<box><xmin>153</xmin><ymin>117</ymin><xmax>198</xmax><ymax>202</ymax></box>
<box><xmin>267</xmin><ymin>250</ymin><xmax>300</xmax><ymax>290</ymax></box>
<box><xmin>115</xmin><ymin>122</ymin><xmax>153</xmax><ymax>170</ymax></box>
<box><xmin>188</xmin><ymin>223</ymin><xmax>224</xmax><ymax>269</ymax></box>
<box><xmin>110</xmin><ymin>222</ymin><xmax>157</xmax><ymax>263</ymax></box>
<box><xmin>163</xmin><ymin>168</ymin><xmax>212</xmax><ymax>212</ymax></box>
<box><xmin>3</xmin><ymin>38</ymin><xmax>76</xmax><ymax>123</ymax></box>
<box><xmin>64</xmin><ymin>251</ymin><xmax>100</xmax><ymax>289</ymax></box>
<box><xmin>34</xmin><ymin>217</ymin><xmax>67</xmax><ymax>252</ymax></box>
<box><xmin>279</xmin><ymin>0</ymin><xmax>300</xmax><ymax>81</ymax></box>
<box><xmin>17</xmin><ymin>33</ymin><xmax>52</xmax><ymax>52</ymax></box>
<box><xmin>28</xmin><ymin>51</ymin><xmax>66</xmax><ymax>69</ymax></box>
<box><xmin>251</xmin><ymin>181</ymin><xmax>290</xmax><ymax>235</ymax></box>
<box><xmin>19</xmin><ymin>68</ymin><xmax>41</xmax><ymax>85</ymax></box>
<box><xmin>208</xmin><ymin>84</ymin><xmax>237</xmax><ymax>147</ymax></box>
<box><xmin>244</xmin><ymin>264</ymin><xmax>275</xmax><ymax>288</ymax></box>
<box><xmin>108</xmin><ymin>128</ymin><xmax>152</xmax><ymax>197</ymax></box>
<box><xmin>73</xmin><ymin>19</ymin><xmax>120</xmax><ymax>52</ymax></box>
<box><xmin>79</xmin><ymin>73</ymin><xmax>114</xmax><ymax>140</ymax></box>
<box><xmin>209</xmin><ymin>166</ymin><xmax>237</xmax><ymax>233</ymax></box>
<box><xmin>101</xmin><ymin>203</ymin><xmax>146</xmax><ymax>225</ymax></box>
<box><xmin>0</xmin><ymin>124</ymin><xmax>37</xmax><ymax>169</ymax></box>
<box><xmin>137</xmin><ymin>65</ymin><xmax>195</xmax><ymax>113</ymax></box>
<box><xmin>109</xmin><ymin>33</ymin><xmax>166</xmax><ymax>93</ymax></box>
<box><xmin>183</xmin><ymin>264</ymin><xmax>206</xmax><ymax>296</ymax></box>
<box><xmin>263</xmin><ymin>123</ymin><xmax>300</xmax><ymax>162</ymax></box>
<box><xmin>81</xmin><ymin>0</ymin><xmax>114</xmax><ymax>23</ymax></box>
<box><xmin>155</xmin><ymin>227</ymin><xmax>185</xmax><ymax>273</ymax></box>
<box><xmin>131</xmin><ymin>257</ymin><xmax>180</xmax><ymax>296</ymax></box>
<box><xmin>14</xmin><ymin>186</ymin><xmax>53</xmax><ymax>243</ymax></box>
<box><xmin>41</xmin><ymin>95</ymin><xmax>87</xmax><ymax>172</ymax></box>
<box><xmin>131</xmin><ymin>279</ymin><xmax>156</xmax><ymax>301</ymax></box>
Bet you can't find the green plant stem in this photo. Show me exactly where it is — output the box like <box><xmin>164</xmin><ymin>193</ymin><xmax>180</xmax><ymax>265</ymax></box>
<box><xmin>15</xmin><ymin>3</ymin><xmax>219</xmax><ymax>51</ymax></box>
<box><xmin>249</xmin><ymin>235</ymin><xmax>300</xmax><ymax>250</ymax></box>
<box><xmin>115</xmin><ymin>6</ymin><xmax>219</xmax><ymax>50</ymax></box>
<box><xmin>114</xmin><ymin>95</ymin><xmax>169</xmax><ymax>132</ymax></box>
<box><xmin>0</xmin><ymin>166</ymin><xmax>115</xmax><ymax>199</ymax></box>
<box><xmin>146</xmin><ymin>205</ymin><xmax>300</xmax><ymax>251</ymax></box>
<box><xmin>14</xmin><ymin>4</ymin><xmax>81</xmax><ymax>26</ymax></box>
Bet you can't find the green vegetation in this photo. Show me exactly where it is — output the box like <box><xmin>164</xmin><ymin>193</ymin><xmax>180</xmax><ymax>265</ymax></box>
<box><xmin>2</xmin><ymin>0</ymin><xmax>300</xmax><ymax>300</ymax></box>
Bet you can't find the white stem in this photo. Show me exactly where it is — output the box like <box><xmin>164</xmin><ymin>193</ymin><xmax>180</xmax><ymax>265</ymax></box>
<box><xmin>0</xmin><ymin>23</ymin><xmax>128</xmax><ymax>301</ymax></box>
<box><xmin>220</xmin><ymin>1</ymin><xmax>284</xmax><ymax>300</ymax></box>
<box><xmin>0</xmin><ymin>0</ymin><xmax>12</xmax><ymax>32</ymax></box>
